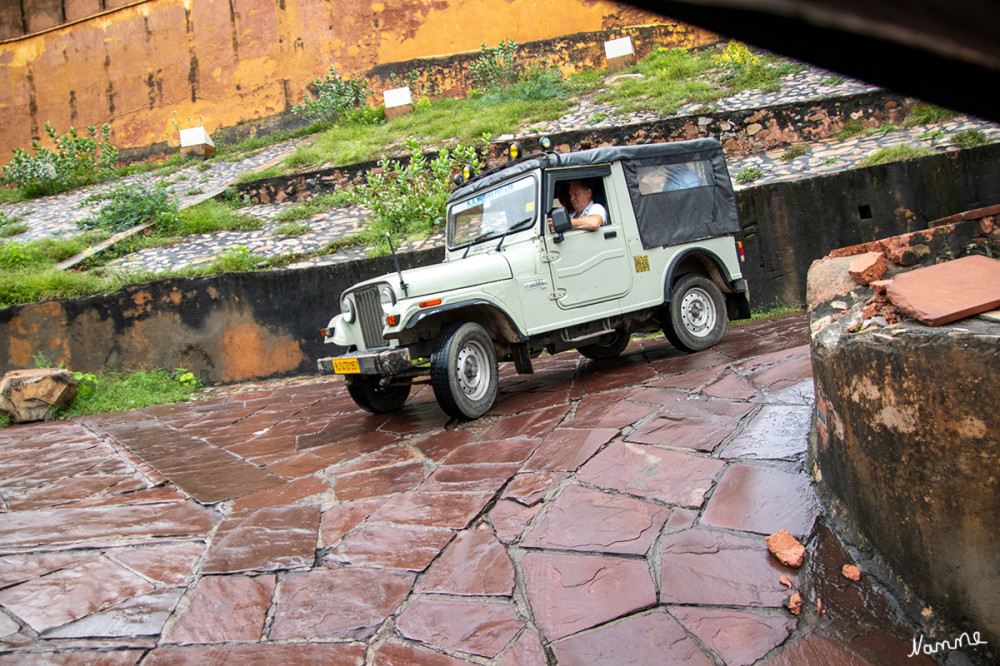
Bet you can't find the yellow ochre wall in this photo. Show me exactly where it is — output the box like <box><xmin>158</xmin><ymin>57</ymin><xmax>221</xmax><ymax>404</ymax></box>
<box><xmin>0</xmin><ymin>0</ymin><xmax>681</xmax><ymax>162</ymax></box>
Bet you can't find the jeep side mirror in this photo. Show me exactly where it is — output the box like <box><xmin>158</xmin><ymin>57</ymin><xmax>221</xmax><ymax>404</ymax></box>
<box><xmin>550</xmin><ymin>207</ymin><xmax>571</xmax><ymax>244</ymax></box>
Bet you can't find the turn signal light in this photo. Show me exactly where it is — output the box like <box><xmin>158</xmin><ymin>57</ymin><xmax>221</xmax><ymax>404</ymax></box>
<box><xmin>419</xmin><ymin>298</ymin><xmax>442</xmax><ymax>308</ymax></box>
<box><xmin>386</xmin><ymin>315</ymin><xmax>399</xmax><ymax>326</ymax></box>
<box><xmin>737</xmin><ymin>241</ymin><xmax>745</xmax><ymax>262</ymax></box>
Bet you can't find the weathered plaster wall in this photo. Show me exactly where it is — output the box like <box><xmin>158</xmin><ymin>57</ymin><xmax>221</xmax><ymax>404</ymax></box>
<box><xmin>0</xmin><ymin>0</ymin><xmax>681</xmax><ymax>163</ymax></box>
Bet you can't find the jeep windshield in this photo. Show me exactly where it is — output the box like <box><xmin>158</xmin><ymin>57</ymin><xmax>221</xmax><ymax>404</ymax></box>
<box><xmin>448</xmin><ymin>174</ymin><xmax>537</xmax><ymax>248</ymax></box>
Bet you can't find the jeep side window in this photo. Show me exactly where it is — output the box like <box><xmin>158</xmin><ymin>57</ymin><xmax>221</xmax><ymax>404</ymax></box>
<box><xmin>549</xmin><ymin>177</ymin><xmax>610</xmax><ymax>231</ymax></box>
<box><xmin>636</xmin><ymin>161</ymin><xmax>713</xmax><ymax>194</ymax></box>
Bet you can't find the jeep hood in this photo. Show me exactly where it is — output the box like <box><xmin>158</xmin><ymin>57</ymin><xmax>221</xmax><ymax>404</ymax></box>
<box><xmin>361</xmin><ymin>253</ymin><xmax>513</xmax><ymax>299</ymax></box>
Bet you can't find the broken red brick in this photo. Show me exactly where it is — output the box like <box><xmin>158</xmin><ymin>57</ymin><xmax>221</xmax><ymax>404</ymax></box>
<box><xmin>779</xmin><ymin>575</ymin><xmax>794</xmax><ymax>589</ymax></box>
<box><xmin>871</xmin><ymin>279</ymin><xmax>892</xmax><ymax>295</ymax></box>
<box><xmin>848</xmin><ymin>252</ymin><xmax>889</xmax><ymax>286</ymax></box>
<box><xmin>785</xmin><ymin>592</ymin><xmax>803</xmax><ymax>615</ymax></box>
<box><xmin>766</xmin><ymin>529</ymin><xmax>805</xmax><ymax>568</ymax></box>
<box><xmin>886</xmin><ymin>254</ymin><xmax>1000</xmax><ymax>326</ymax></box>
<box><xmin>842</xmin><ymin>564</ymin><xmax>861</xmax><ymax>581</ymax></box>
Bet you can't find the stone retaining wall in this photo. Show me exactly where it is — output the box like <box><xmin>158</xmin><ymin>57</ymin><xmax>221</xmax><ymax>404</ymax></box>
<box><xmin>2</xmin><ymin>143</ymin><xmax>1000</xmax><ymax>383</ymax></box>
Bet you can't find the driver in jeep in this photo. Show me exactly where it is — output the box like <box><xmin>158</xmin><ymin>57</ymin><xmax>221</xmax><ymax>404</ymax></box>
<box><xmin>550</xmin><ymin>179</ymin><xmax>607</xmax><ymax>232</ymax></box>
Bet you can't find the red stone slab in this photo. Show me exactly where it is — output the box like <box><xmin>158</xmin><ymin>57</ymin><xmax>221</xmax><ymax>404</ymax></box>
<box><xmin>659</xmin><ymin>529</ymin><xmax>796</xmax><ymax>607</ymax></box>
<box><xmin>524</xmin><ymin>428</ymin><xmax>616</xmax><ymax>472</ymax></box>
<box><xmin>443</xmin><ymin>438</ymin><xmax>541</xmax><ymax>465</ymax></box>
<box><xmin>650</xmin><ymin>349</ymin><xmax>734</xmax><ymax>376</ymax></box>
<box><xmin>396</xmin><ymin>597</ymin><xmax>524</xmax><ymax>658</ymax></box>
<box><xmin>271</xmin><ymin>567</ymin><xmax>415</xmax><ymax>640</ymax></box>
<box><xmin>580</xmin><ymin>355</ymin><xmax>659</xmax><ymax>393</ymax></box>
<box><xmin>46</xmin><ymin>587</ymin><xmax>183</xmax><ymax>639</ymax></box>
<box><xmin>499</xmin><ymin>630</ymin><xmax>549</xmax><ymax>666</ymax></box>
<box><xmin>551</xmin><ymin>610</ymin><xmax>713</xmax><ymax>665</ymax></box>
<box><xmin>489</xmin><ymin>499</ymin><xmax>539</xmax><ymax>544</ymax></box>
<box><xmin>375</xmin><ymin>640</ymin><xmax>477</xmax><ymax>665</ymax></box>
<box><xmin>0</xmin><ymin>552</ymin><xmax>97</xmax><ymax>588</ymax></box>
<box><xmin>319</xmin><ymin>498</ymin><xmax>382</xmax><ymax>547</ymax></box>
<box><xmin>502</xmin><ymin>471</ymin><xmax>570</xmax><ymax>505</ymax></box>
<box><xmin>521</xmin><ymin>551</ymin><xmax>657</xmax><ymax>641</ymax></box>
<box><xmin>201</xmin><ymin>505</ymin><xmax>320</xmax><ymax>574</ymax></box>
<box><xmin>671</xmin><ymin>607</ymin><xmax>796</xmax><ymax>665</ymax></box>
<box><xmin>0</xmin><ymin>503</ymin><xmax>218</xmax><ymax>549</ymax></box>
<box><xmin>331</xmin><ymin>460</ymin><xmax>426</xmax><ymax>500</ymax></box>
<box><xmin>720</xmin><ymin>405</ymin><xmax>812</xmax><ymax>460</ymax></box>
<box><xmin>489</xmin><ymin>389</ymin><xmax>570</xmax><ymax>416</ymax></box>
<box><xmin>413</xmin><ymin>429</ymin><xmax>477</xmax><ymax>462</ymax></box>
<box><xmin>887</xmin><ymin>254</ymin><xmax>1000</xmax><ymax>325</ymax></box>
<box><xmin>628</xmin><ymin>399</ymin><xmax>755</xmax><ymax>452</ymax></box>
<box><xmin>577</xmin><ymin>441</ymin><xmax>725</xmax><ymax>508</ymax></box>
<box><xmin>324</xmin><ymin>445</ymin><xmax>423</xmax><ymax>477</ymax></box>
<box><xmin>566</xmin><ymin>390</ymin><xmax>659</xmax><ymax>429</ymax></box>
<box><xmin>521</xmin><ymin>485</ymin><xmax>670</xmax><ymax>555</ymax></box>
<box><xmin>327</xmin><ymin>523</ymin><xmax>454</xmax><ymax>571</ymax></box>
<box><xmin>481</xmin><ymin>405</ymin><xmax>571</xmax><ymax>440</ymax></box>
<box><xmin>7</xmin><ymin>474</ymin><xmax>126</xmax><ymax>511</ymax></box>
<box><xmin>419</xmin><ymin>463</ymin><xmax>521</xmax><ymax>494</ymax></box>
<box><xmin>144</xmin><ymin>643</ymin><xmax>367</xmax><ymax>665</ymax></box>
<box><xmin>165</xmin><ymin>574</ymin><xmax>275</xmax><ymax>644</ymax></box>
<box><xmin>293</xmin><ymin>411</ymin><xmax>392</xmax><ymax>449</ymax></box>
<box><xmin>749</xmin><ymin>355</ymin><xmax>814</xmax><ymax>393</ymax></box>
<box><xmin>701</xmin><ymin>463</ymin><xmax>818</xmax><ymax>538</ymax></box>
<box><xmin>760</xmin><ymin>631</ymin><xmax>876</xmax><ymax>665</ymax></box>
<box><xmin>366</xmin><ymin>491</ymin><xmax>493</xmax><ymax>529</ymax></box>
<box><xmin>229</xmin><ymin>475</ymin><xmax>329</xmax><ymax>513</ymax></box>
<box><xmin>647</xmin><ymin>364</ymin><xmax>727</xmax><ymax>390</ymax></box>
<box><xmin>702</xmin><ymin>370</ymin><xmax>761</xmax><ymax>400</ymax></box>
<box><xmin>416</xmin><ymin>528</ymin><xmax>515</xmax><ymax>596</ymax></box>
<box><xmin>108</xmin><ymin>542</ymin><xmax>204</xmax><ymax>585</ymax></box>
<box><xmin>0</xmin><ymin>650</ymin><xmax>143</xmax><ymax>665</ymax></box>
<box><xmin>0</xmin><ymin>557</ymin><xmax>154</xmax><ymax>633</ymax></box>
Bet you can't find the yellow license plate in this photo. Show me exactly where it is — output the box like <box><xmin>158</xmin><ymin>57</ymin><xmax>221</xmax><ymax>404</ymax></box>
<box><xmin>332</xmin><ymin>358</ymin><xmax>361</xmax><ymax>374</ymax></box>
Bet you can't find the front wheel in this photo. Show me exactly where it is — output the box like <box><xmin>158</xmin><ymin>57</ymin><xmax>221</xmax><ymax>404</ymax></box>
<box><xmin>346</xmin><ymin>380</ymin><xmax>411</xmax><ymax>414</ymax></box>
<box><xmin>663</xmin><ymin>274</ymin><xmax>727</xmax><ymax>352</ymax></box>
<box><xmin>577</xmin><ymin>328</ymin><xmax>631</xmax><ymax>360</ymax></box>
<box><xmin>431</xmin><ymin>322</ymin><xmax>498</xmax><ymax>420</ymax></box>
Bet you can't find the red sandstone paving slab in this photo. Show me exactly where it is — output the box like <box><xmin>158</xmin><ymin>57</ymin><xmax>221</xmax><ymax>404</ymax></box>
<box><xmin>5</xmin><ymin>474</ymin><xmax>127</xmax><ymax>511</ymax></box>
<box><xmin>165</xmin><ymin>574</ymin><xmax>275</xmax><ymax>644</ymax></box>
<box><xmin>523</xmin><ymin>428</ymin><xmax>617</xmax><ymax>472</ymax></box>
<box><xmin>701</xmin><ymin>463</ymin><xmax>818</xmax><ymax>538</ymax></box>
<box><xmin>413</xmin><ymin>429</ymin><xmax>477</xmax><ymax>462</ymax></box>
<box><xmin>489</xmin><ymin>498</ymin><xmax>539</xmax><ymax>543</ymax></box>
<box><xmin>659</xmin><ymin>529</ymin><xmax>796</xmax><ymax>607</ymax></box>
<box><xmin>419</xmin><ymin>463</ymin><xmax>521</xmax><ymax>494</ymax></box>
<box><xmin>376</xmin><ymin>639</ymin><xmax>478</xmax><ymax>665</ymax></box>
<box><xmin>365</xmin><ymin>491</ymin><xmax>493</xmax><ymax>529</ymax></box>
<box><xmin>627</xmin><ymin>398</ymin><xmax>755</xmax><ymax>452</ymax></box>
<box><xmin>271</xmin><ymin>567</ymin><xmax>415</xmax><ymax>640</ymax></box>
<box><xmin>0</xmin><ymin>502</ymin><xmax>218</xmax><ymax>549</ymax></box>
<box><xmin>550</xmin><ymin>610</ymin><xmax>713</xmax><ymax>665</ymax></box>
<box><xmin>502</xmin><ymin>471</ymin><xmax>570</xmax><ymax>505</ymax></box>
<box><xmin>579</xmin><ymin>355</ymin><xmax>659</xmax><ymax>393</ymax></box>
<box><xmin>324</xmin><ymin>445</ymin><xmax>423</xmax><ymax>477</ymax></box>
<box><xmin>0</xmin><ymin>556</ymin><xmax>154</xmax><ymax>633</ymax></box>
<box><xmin>521</xmin><ymin>485</ymin><xmax>671</xmax><ymax>555</ymax></box>
<box><xmin>500</xmin><ymin>630</ymin><xmax>549</xmax><ymax>666</ymax></box>
<box><xmin>201</xmin><ymin>505</ymin><xmax>320</xmax><ymax>574</ymax></box>
<box><xmin>0</xmin><ymin>552</ymin><xmax>99</xmax><ymax>588</ymax></box>
<box><xmin>301</xmin><ymin>431</ymin><xmax>400</xmax><ymax>465</ymax></box>
<box><xmin>720</xmin><ymin>405</ymin><xmax>813</xmax><ymax>460</ymax></box>
<box><xmin>442</xmin><ymin>438</ymin><xmax>542</xmax><ymax>465</ymax></box>
<box><xmin>564</xmin><ymin>389</ymin><xmax>659</xmax><ymax>429</ymax></box>
<box><xmin>0</xmin><ymin>650</ymin><xmax>144</xmax><ymax>665</ymax></box>
<box><xmin>481</xmin><ymin>404</ymin><xmax>571</xmax><ymax>440</ymax></box>
<box><xmin>671</xmin><ymin>607</ymin><xmax>796</xmax><ymax>666</ymax></box>
<box><xmin>320</xmin><ymin>498</ymin><xmax>383</xmax><ymax>547</ymax></box>
<box><xmin>760</xmin><ymin>631</ymin><xmax>877</xmax><ymax>665</ymax></box>
<box><xmin>666</xmin><ymin>506</ymin><xmax>700</xmax><ymax>532</ymax></box>
<box><xmin>47</xmin><ymin>587</ymin><xmax>184</xmax><ymax>639</ymax></box>
<box><xmin>577</xmin><ymin>441</ymin><xmax>725</xmax><ymax>508</ymax></box>
<box><xmin>396</xmin><ymin>596</ymin><xmax>525</xmax><ymax>658</ymax></box>
<box><xmin>737</xmin><ymin>343</ymin><xmax>811</xmax><ymax>372</ymax></box>
<box><xmin>650</xmin><ymin>349</ymin><xmax>734</xmax><ymax>376</ymax></box>
<box><xmin>380</xmin><ymin>401</ymin><xmax>452</xmax><ymax>434</ymax></box>
<box><xmin>331</xmin><ymin>460</ymin><xmax>427</xmax><ymax>500</ymax></box>
<box><xmin>144</xmin><ymin>643</ymin><xmax>367</xmax><ymax>666</ymax></box>
<box><xmin>292</xmin><ymin>410</ymin><xmax>392</xmax><ymax>449</ymax></box>
<box><xmin>521</xmin><ymin>551</ymin><xmax>657</xmax><ymax>641</ymax></box>
<box><xmin>887</xmin><ymin>254</ymin><xmax>1000</xmax><ymax>325</ymax></box>
<box><xmin>488</xmin><ymin>389</ymin><xmax>569</xmax><ymax>416</ymax></box>
<box><xmin>415</xmin><ymin>527</ymin><xmax>515</xmax><ymax>596</ymax></box>
<box><xmin>647</xmin><ymin>364</ymin><xmax>727</xmax><ymax>390</ymax></box>
<box><xmin>70</xmin><ymin>485</ymin><xmax>187</xmax><ymax>509</ymax></box>
<box><xmin>326</xmin><ymin>523</ymin><xmax>454</xmax><ymax>570</ymax></box>
<box><xmin>0</xmin><ymin>613</ymin><xmax>19</xmax><ymax>639</ymax></box>
<box><xmin>228</xmin><ymin>475</ymin><xmax>330</xmax><ymax>513</ymax></box>
<box><xmin>749</xmin><ymin>354</ymin><xmax>815</xmax><ymax>393</ymax></box>
<box><xmin>702</xmin><ymin>369</ymin><xmax>761</xmax><ymax>400</ymax></box>
<box><xmin>108</xmin><ymin>542</ymin><xmax>204</xmax><ymax>586</ymax></box>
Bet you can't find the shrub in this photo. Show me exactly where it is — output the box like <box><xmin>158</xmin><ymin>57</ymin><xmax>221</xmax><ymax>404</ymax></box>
<box><xmin>209</xmin><ymin>246</ymin><xmax>264</xmax><ymax>272</ymax></box>
<box><xmin>952</xmin><ymin>129</ymin><xmax>989</xmax><ymax>149</ymax></box>
<box><xmin>473</xmin><ymin>68</ymin><xmax>563</xmax><ymax>107</ymax></box>
<box><xmin>857</xmin><ymin>144</ymin><xmax>934</xmax><ymax>167</ymax></box>
<box><xmin>78</xmin><ymin>184</ymin><xmax>178</xmax><ymax>234</ymax></box>
<box><xmin>780</xmin><ymin>145</ymin><xmax>807</xmax><ymax>161</ymax></box>
<box><xmin>59</xmin><ymin>367</ymin><xmax>201</xmax><ymax>419</ymax></box>
<box><xmin>469</xmin><ymin>39</ymin><xmax>519</xmax><ymax>91</ymax></box>
<box><xmin>1</xmin><ymin>122</ymin><xmax>117</xmax><ymax>196</ymax></box>
<box><xmin>735</xmin><ymin>166</ymin><xmax>764</xmax><ymax>184</ymax></box>
<box><xmin>292</xmin><ymin>66</ymin><xmax>379</xmax><ymax>126</ymax></box>
<box><xmin>905</xmin><ymin>104</ymin><xmax>955</xmax><ymax>126</ymax></box>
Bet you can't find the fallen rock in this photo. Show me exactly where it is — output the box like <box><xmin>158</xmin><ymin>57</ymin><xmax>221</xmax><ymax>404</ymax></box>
<box><xmin>848</xmin><ymin>252</ymin><xmax>889</xmax><ymax>286</ymax></box>
<box><xmin>785</xmin><ymin>592</ymin><xmax>803</xmax><ymax>615</ymax></box>
<box><xmin>766</xmin><ymin>529</ymin><xmax>806</xmax><ymax>568</ymax></box>
<box><xmin>0</xmin><ymin>368</ymin><xmax>78</xmax><ymax>423</ymax></box>
<box><xmin>779</xmin><ymin>575</ymin><xmax>794</xmax><ymax>589</ymax></box>
<box><xmin>870</xmin><ymin>279</ymin><xmax>892</xmax><ymax>295</ymax></box>
<box><xmin>887</xmin><ymin>254</ymin><xmax>1000</xmax><ymax>325</ymax></box>
<box><xmin>842</xmin><ymin>564</ymin><xmax>861</xmax><ymax>581</ymax></box>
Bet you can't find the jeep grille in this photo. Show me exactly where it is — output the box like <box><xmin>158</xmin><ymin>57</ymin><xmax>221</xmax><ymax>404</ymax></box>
<box><xmin>354</xmin><ymin>286</ymin><xmax>386</xmax><ymax>349</ymax></box>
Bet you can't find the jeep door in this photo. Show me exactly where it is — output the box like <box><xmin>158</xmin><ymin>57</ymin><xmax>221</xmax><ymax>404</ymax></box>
<box><xmin>542</xmin><ymin>166</ymin><xmax>633</xmax><ymax>310</ymax></box>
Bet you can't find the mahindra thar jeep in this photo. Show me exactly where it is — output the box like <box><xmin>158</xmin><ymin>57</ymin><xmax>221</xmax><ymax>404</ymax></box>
<box><xmin>318</xmin><ymin>138</ymin><xmax>749</xmax><ymax>419</ymax></box>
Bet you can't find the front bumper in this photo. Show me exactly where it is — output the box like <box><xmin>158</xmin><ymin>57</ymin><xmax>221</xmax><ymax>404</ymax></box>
<box><xmin>317</xmin><ymin>347</ymin><xmax>413</xmax><ymax>378</ymax></box>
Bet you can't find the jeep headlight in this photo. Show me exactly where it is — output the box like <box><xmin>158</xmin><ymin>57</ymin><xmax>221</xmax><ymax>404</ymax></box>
<box><xmin>379</xmin><ymin>284</ymin><xmax>396</xmax><ymax>306</ymax></box>
<box><xmin>340</xmin><ymin>296</ymin><xmax>355</xmax><ymax>323</ymax></box>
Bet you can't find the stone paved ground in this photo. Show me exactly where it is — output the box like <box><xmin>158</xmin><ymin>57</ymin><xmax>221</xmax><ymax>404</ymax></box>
<box><xmin>0</xmin><ymin>314</ymin><xmax>958</xmax><ymax>664</ymax></box>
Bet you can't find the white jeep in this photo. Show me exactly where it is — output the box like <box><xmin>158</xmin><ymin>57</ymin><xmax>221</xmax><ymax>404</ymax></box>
<box><xmin>318</xmin><ymin>138</ymin><xmax>749</xmax><ymax>419</ymax></box>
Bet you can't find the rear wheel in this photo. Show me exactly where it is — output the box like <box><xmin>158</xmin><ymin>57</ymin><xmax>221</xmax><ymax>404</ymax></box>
<box><xmin>577</xmin><ymin>328</ymin><xmax>630</xmax><ymax>360</ymax></box>
<box><xmin>346</xmin><ymin>380</ymin><xmax>411</xmax><ymax>413</ymax></box>
<box><xmin>663</xmin><ymin>274</ymin><xmax>727</xmax><ymax>352</ymax></box>
<box><xmin>431</xmin><ymin>322</ymin><xmax>498</xmax><ymax>420</ymax></box>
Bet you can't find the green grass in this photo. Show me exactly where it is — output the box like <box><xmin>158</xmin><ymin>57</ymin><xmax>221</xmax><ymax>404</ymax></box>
<box><xmin>273</xmin><ymin>193</ymin><xmax>352</xmax><ymax>222</ymax></box>
<box><xmin>735</xmin><ymin>165</ymin><xmax>764</xmax><ymax>184</ymax></box>
<box><xmin>57</xmin><ymin>367</ymin><xmax>201</xmax><ymax>420</ymax></box>
<box><xmin>905</xmin><ymin>104</ymin><xmax>955</xmax><ymax>127</ymax></box>
<box><xmin>275</xmin><ymin>223</ymin><xmax>311</xmax><ymax>237</ymax></box>
<box><xmin>952</xmin><ymin>129</ymin><xmax>989</xmax><ymax>149</ymax></box>
<box><xmin>857</xmin><ymin>144</ymin><xmax>934</xmax><ymax>167</ymax></box>
<box><xmin>733</xmin><ymin>300</ymin><xmax>804</xmax><ymax>324</ymax></box>
<box><xmin>780</xmin><ymin>145</ymin><xmax>807</xmax><ymax>161</ymax></box>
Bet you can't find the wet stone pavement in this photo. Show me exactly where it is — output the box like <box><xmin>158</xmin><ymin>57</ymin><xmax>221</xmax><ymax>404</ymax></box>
<box><xmin>0</xmin><ymin>314</ymin><xmax>947</xmax><ymax>665</ymax></box>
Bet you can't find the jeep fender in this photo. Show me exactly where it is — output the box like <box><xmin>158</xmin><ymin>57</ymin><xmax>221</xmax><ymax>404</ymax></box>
<box><xmin>663</xmin><ymin>249</ymin><xmax>750</xmax><ymax>320</ymax></box>
<box><xmin>404</xmin><ymin>299</ymin><xmax>527</xmax><ymax>345</ymax></box>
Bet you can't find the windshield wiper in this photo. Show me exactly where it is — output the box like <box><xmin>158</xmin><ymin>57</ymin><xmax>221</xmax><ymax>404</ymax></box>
<box><xmin>495</xmin><ymin>217</ymin><xmax>534</xmax><ymax>252</ymax></box>
<box><xmin>461</xmin><ymin>217</ymin><xmax>534</xmax><ymax>258</ymax></box>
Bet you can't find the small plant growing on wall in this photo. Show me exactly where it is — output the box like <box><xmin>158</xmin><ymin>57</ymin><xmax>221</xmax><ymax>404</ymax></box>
<box><xmin>1</xmin><ymin>122</ymin><xmax>117</xmax><ymax>197</ymax></box>
<box><xmin>293</xmin><ymin>66</ymin><xmax>381</xmax><ymax>126</ymax></box>
<box><xmin>735</xmin><ymin>165</ymin><xmax>764</xmax><ymax>184</ymax></box>
<box><xmin>469</xmin><ymin>39</ymin><xmax>520</xmax><ymax>91</ymax></box>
